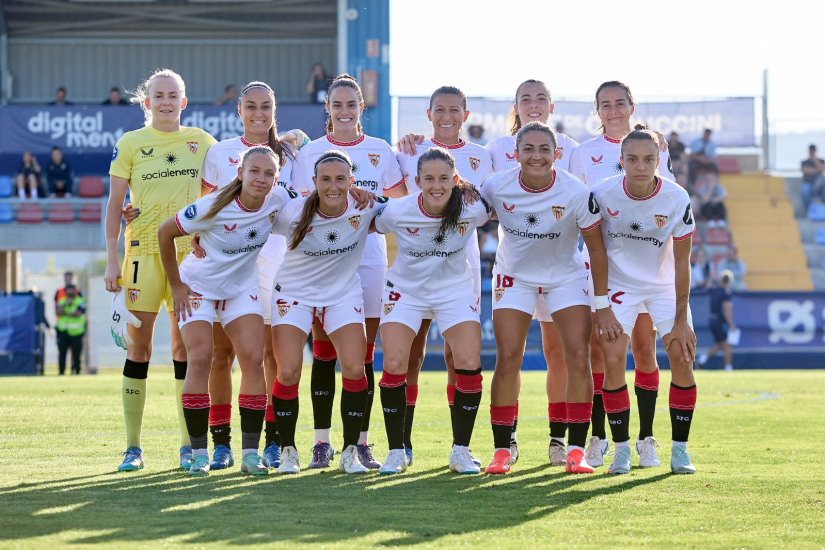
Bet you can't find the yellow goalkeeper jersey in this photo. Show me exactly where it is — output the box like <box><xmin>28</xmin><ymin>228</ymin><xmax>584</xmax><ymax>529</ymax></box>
<box><xmin>110</xmin><ymin>125</ymin><xmax>217</xmax><ymax>255</ymax></box>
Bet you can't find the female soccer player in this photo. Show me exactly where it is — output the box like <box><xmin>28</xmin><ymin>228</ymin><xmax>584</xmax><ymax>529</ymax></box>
<box><xmin>479</xmin><ymin>122</ymin><xmax>622</xmax><ymax>475</ymax></box>
<box><xmin>394</xmin><ymin>85</ymin><xmax>492</xmax><ymax>465</ymax></box>
<box><xmin>157</xmin><ymin>147</ymin><xmax>294</xmax><ymax>477</ymax></box>
<box><xmin>290</xmin><ymin>74</ymin><xmax>404</xmax><ymax>470</ymax></box>
<box><xmin>270</xmin><ymin>150</ymin><xmax>385</xmax><ymax>475</ymax></box>
<box><xmin>591</xmin><ymin>126</ymin><xmax>697</xmax><ymax>475</ymax></box>
<box><xmin>568</xmin><ymin>81</ymin><xmax>674</xmax><ymax>468</ymax></box>
<box><xmin>105</xmin><ymin>69</ymin><xmax>217</xmax><ymax>472</ymax></box>
<box><xmin>375</xmin><ymin>147</ymin><xmax>491</xmax><ymax>475</ymax></box>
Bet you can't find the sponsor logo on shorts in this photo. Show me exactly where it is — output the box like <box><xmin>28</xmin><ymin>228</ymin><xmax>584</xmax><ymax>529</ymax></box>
<box><xmin>654</xmin><ymin>214</ymin><xmax>668</xmax><ymax>229</ymax></box>
<box><xmin>348</xmin><ymin>215</ymin><xmax>361</xmax><ymax>230</ymax></box>
<box><xmin>611</xmin><ymin>291</ymin><xmax>625</xmax><ymax>304</ymax></box>
<box><xmin>607</xmin><ymin>207</ymin><xmax>620</xmax><ymax>218</ymax></box>
<box><xmin>383</xmin><ymin>303</ymin><xmax>395</xmax><ymax>315</ymax></box>
<box><xmin>457</xmin><ymin>221</ymin><xmax>469</xmax><ymax>236</ymax></box>
<box><xmin>276</xmin><ymin>299</ymin><xmax>291</xmax><ymax>317</ymax></box>
<box><xmin>187</xmin><ymin>141</ymin><xmax>198</xmax><ymax>155</ymax></box>
<box><xmin>369</xmin><ymin>154</ymin><xmax>380</xmax><ymax>168</ymax></box>
<box><xmin>184</xmin><ymin>204</ymin><xmax>197</xmax><ymax>220</ymax></box>
<box><xmin>189</xmin><ymin>296</ymin><xmax>202</xmax><ymax>310</ymax></box>
<box><xmin>552</xmin><ymin>206</ymin><xmax>565</xmax><ymax>221</ymax></box>
<box><xmin>224</xmin><ymin>223</ymin><xmax>237</xmax><ymax>233</ymax></box>
<box><xmin>354</xmin><ymin>307</ymin><xmax>362</xmax><ymax>313</ymax></box>
<box><xmin>128</xmin><ymin>289</ymin><xmax>140</xmax><ymax>303</ymax></box>
<box><xmin>470</xmin><ymin>304</ymin><xmax>478</xmax><ymax>312</ymax></box>
<box><xmin>250</xmin><ymin>295</ymin><xmax>258</xmax><ymax>302</ymax></box>
<box><xmin>582</xmin><ymin>289</ymin><xmax>589</xmax><ymax>296</ymax></box>
<box><xmin>591</xmin><ymin>155</ymin><xmax>603</xmax><ymax>165</ymax></box>
<box><xmin>469</xmin><ymin>157</ymin><xmax>480</xmax><ymax>171</ymax></box>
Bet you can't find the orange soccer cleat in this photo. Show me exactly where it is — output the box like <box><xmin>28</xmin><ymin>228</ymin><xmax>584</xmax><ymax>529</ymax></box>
<box><xmin>565</xmin><ymin>448</ymin><xmax>595</xmax><ymax>474</ymax></box>
<box><xmin>484</xmin><ymin>449</ymin><xmax>512</xmax><ymax>474</ymax></box>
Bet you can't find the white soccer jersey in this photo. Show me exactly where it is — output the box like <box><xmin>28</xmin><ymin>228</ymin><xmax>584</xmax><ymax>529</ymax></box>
<box><xmin>568</xmin><ymin>134</ymin><xmax>675</xmax><ymax>188</ymax></box>
<box><xmin>592</xmin><ymin>175</ymin><xmax>695</xmax><ymax>292</ymax></box>
<box><xmin>375</xmin><ymin>194</ymin><xmax>490</xmax><ymax>301</ymax></box>
<box><xmin>271</xmin><ymin>197</ymin><xmax>387</xmax><ymax>306</ymax></box>
<box><xmin>201</xmin><ymin>135</ymin><xmax>302</xmax><ymax>263</ymax></box>
<box><xmin>175</xmin><ymin>186</ymin><xmax>295</xmax><ymax>300</ymax></box>
<box><xmin>480</xmin><ymin>167</ymin><xmax>601</xmax><ymax>287</ymax></box>
<box><xmin>485</xmin><ymin>132</ymin><xmax>579</xmax><ymax>173</ymax></box>
<box><xmin>292</xmin><ymin>134</ymin><xmax>404</xmax><ymax>267</ymax></box>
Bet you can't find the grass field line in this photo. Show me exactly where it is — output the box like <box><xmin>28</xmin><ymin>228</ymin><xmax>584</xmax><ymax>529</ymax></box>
<box><xmin>0</xmin><ymin>389</ymin><xmax>779</xmax><ymax>441</ymax></box>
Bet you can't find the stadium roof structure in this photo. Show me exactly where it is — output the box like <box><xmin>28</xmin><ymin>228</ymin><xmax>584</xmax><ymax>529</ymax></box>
<box><xmin>0</xmin><ymin>0</ymin><xmax>336</xmax><ymax>40</ymax></box>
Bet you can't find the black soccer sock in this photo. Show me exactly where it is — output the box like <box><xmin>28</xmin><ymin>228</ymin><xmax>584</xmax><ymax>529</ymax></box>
<box><xmin>591</xmin><ymin>373</ymin><xmax>607</xmax><ymax>439</ymax></box>
<box><xmin>404</xmin><ymin>384</ymin><xmax>419</xmax><ymax>449</ymax></box>
<box><xmin>272</xmin><ymin>381</ymin><xmax>300</xmax><ymax>449</ymax></box>
<box><xmin>548</xmin><ymin>402</ymin><xmax>567</xmax><ymax>440</ymax></box>
<box><xmin>447</xmin><ymin>384</ymin><xmax>456</xmax><ymax>444</ymax></box>
<box><xmin>669</xmin><ymin>383</ymin><xmax>697</xmax><ymax>443</ymax></box>
<box><xmin>264</xmin><ymin>405</ymin><xmax>280</xmax><ymax>447</ymax></box>
<box><xmin>490</xmin><ymin>405</ymin><xmax>516</xmax><ymax>450</ymax></box>
<box><xmin>173</xmin><ymin>360</ymin><xmax>187</xmax><ymax>381</ymax></box>
<box><xmin>603</xmin><ymin>385</ymin><xmax>631</xmax><ymax>444</ymax></box>
<box><xmin>453</xmin><ymin>370</ymin><xmax>483</xmax><ymax>447</ymax></box>
<box><xmin>566</xmin><ymin>402</ymin><xmax>592</xmax><ymax>449</ymax></box>
<box><xmin>238</xmin><ymin>395</ymin><xmax>266</xmax><ymax>452</ymax></box>
<box><xmin>181</xmin><ymin>394</ymin><xmax>210</xmax><ymax>451</ymax></box>
<box><xmin>341</xmin><ymin>375</ymin><xmax>369</xmax><ymax>449</ymax></box>
<box><xmin>361</xmin><ymin>345</ymin><xmax>376</xmax><ymax>431</ymax></box>
<box><xmin>311</xmin><ymin>341</ymin><xmax>337</xmax><ymax>431</ymax></box>
<box><xmin>379</xmin><ymin>372</ymin><xmax>407</xmax><ymax>450</ymax></box>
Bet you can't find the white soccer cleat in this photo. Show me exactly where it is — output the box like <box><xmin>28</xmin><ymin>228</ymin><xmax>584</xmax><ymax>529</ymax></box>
<box><xmin>670</xmin><ymin>445</ymin><xmax>696</xmax><ymax>474</ymax></box>
<box><xmin>608</xmin><ymin>446</ymin><xmax>632</xmax><ymax>475</ymax></box>
<box><xmin>585</xmin><ymin>436</ymin><xmax>609</xmax><ymax>467</ymax></box>
<box><xmin>378</xmin><ymin>449</ymin><xmax>408</xmax><ymax>475</ymax></box>
<box><xmin>509</xmin><ymin>440</ymin><xmax>519</xmax><ymax>465</ymax></box>
<box><xmin>449</xmin><ymin>446</ymin><xmax>481</xmax><ymax>474</ymax></box>
<box><xmin>548</xmin><ymin>440</ymin><xmax>567</xmax><ymax>466</ymax></box>
<box><xmin>636</xmin><ymin>436</ymin><xmax>661</xmax><ymax>467</ymax></box>
<box><xmin>277</xmin><ymin>446</ymin><xmax>300</xmax><ymax>475</ymax></box>
<box><xmin>339</xmin><ymin>445</ymin><xmax>369</xmax><ymax>474</ymax></box>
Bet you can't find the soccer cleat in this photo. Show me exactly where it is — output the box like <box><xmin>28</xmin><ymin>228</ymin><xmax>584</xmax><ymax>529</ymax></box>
<box><xmin>357</xmin><ymin>443</ymin><xmax>382</xmax><ymax>469</ymax></box>
<box><xmin>263</xmin><ymin>442</ymin><xmax>281</xmax><ymax>469</ymax></box>
<box><xmin>608</xmin><ymin>446</ymin><xmax>632</xmax><ymax>475</ymax></box>
<box><xmin>636</xmin><ymin>436</ymin><xmax>661</xmax><ymax>467</ymax></box>
<box><xmin>308</xmin><ymin>441</ymin><xmax>334</xmax><ymax>469</ymax></box>
<box><xmin>179</xmin><ymin>446</ymin><xmax>193</xmax><ymax>470</ymax></box>
<box><xmin>548</xmin><ymin>440</ymin><xmax>567</xmax><ymax>466</ymax></box>
<box><xmin>209</xmin><ymin>444</ymin><xmax>235</xmax><ymax>470</ymax></box>
<box><xmin>484</xmin><ymin>449</ymin><xmax>511</xmax><ymax>474</ymax></box>
<box><xmin>188</xmin><ymin>454</ymin><xmax>210</xmax><ymax>477</ymax></box>
<box><xmin>378</xmin><ymin>449</ymin><xmax>408</xmax><ymax>475</ymax></box>
<box><xmin>240</xmin><ymin>453</ymin><xmax>269</xmax><ymax>476</ymax></box>
<box><xmin>565</xmin><ymin>448</ymin><xmax>595</xmax><ymax>474</ymax></box>
<box><xmin>670</xmin><ymin>446</ymin><xmax>696</xmax><ymax>474</ymax></box>
<box><xmin>584</xmin><ymin>436</ymin><xmax>609</xmax><ymax>467</ymax></box>
<box><xmin>509</xmin><ymin>440</ymin><xmax>519</xmax><ymax>465</ymax></box>
<box><xmin>277</xmin><ymin>446</ymin><xmax>301</xmax><ymax>475</ymax></box>
<box><xmin>404</xmin><ymin>446</ymin><xmax>414</xmax><ymax>466</ymax></box>
<box><xmin>450</xmin><ymin>446</ymin><xmax>481</xmax><ymax>474</ymax></box>
<box><xmin>469</xmin><ymin>449</ymin><xmax>483</xmax><ymax>467</ymax></box>
<box><xmin>339</xmin><ymin>445</ymin><xmax>369</xmax><ymax>474</ymax></box>
<box><xmin>117</xmin><ymin>446</ymin><xmax>144</xmax><ymax>472</ymax></box>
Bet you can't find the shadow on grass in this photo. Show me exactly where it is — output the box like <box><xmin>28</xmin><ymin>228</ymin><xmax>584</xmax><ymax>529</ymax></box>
<box><xmin>3</xmin><ymin>457</ymin><xmax>674</xmax><ymax>547</ymax></box>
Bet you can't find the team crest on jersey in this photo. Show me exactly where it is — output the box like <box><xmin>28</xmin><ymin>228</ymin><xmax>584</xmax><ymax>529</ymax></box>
<box><xmin>189</xmin><ymin>296</ymin><xmax>202</xmax><ymax>310</ymax></box>
<box><xmin>128</xmin><ymin>289</ymin><xmax>140</xmax><ymax>303</ymax></box>
<box><xmin>406</xmin><ymin>227</ymin><xmax>420</xmax><ymax>235</ymax></box>
<box><xmin>556</xmin><ymin>146</ymin><xmax>564</xmax><ymax>160</ymax></box>
<box><xmin>654</xmin><ymin>215</ymin><xmax>668</xmax><ymax>229</ymax></box>
<box><xmin>552</xmin><ymin>206</ymin><xmax>565</xmax><ymax>221</ymax></box>
<box><xmin>368</xmin><ymin>154</ymin><xmax>380</xmax><ymax>168</ymax></box>
<box><xmin>276</xmin><ymin>299</ymin><xmax>291</xmax><ymax>318</ymax></box>
<box><xmin>469</xmin><ymin>157</ymin><xmax>480</xmax><ymax>171</ymax></box>
<box><xmin>383</xmin><ymin>303</ymin><xmax>395</xmax><ymax>315</ymax></box>
<box><xmin>269</xmin><ymin>211</ymin><xmax>279</xmax><ymax>226</ymax></box>
<box><xmin>457</xmin><ymin>221</ymin><xmax>469</xmax><ymax>236</ymax></box>
<box><xmin>348</xmin><ymin>215</ymin><xmax>361</xmax><ymax>230</ymax></box>
<box><xmin>494</xmin><ymin>289</ymin><xmax>505</xmax><ymax>302</ymax></box>
<box><xmin>187</xmin><ymin>141</ymin><xmax>198</xmax><ymax>155</ymax></box>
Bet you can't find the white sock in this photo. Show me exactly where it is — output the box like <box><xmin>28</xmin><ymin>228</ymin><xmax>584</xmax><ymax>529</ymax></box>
<box><xmin>452</xmin><ymin>444</ymin><xmax>468</xmax><ymax>451</ymax></box>
<box><xmin>494</xmin><ymin>447</ymin><xmax>510</xmax><ymax>455</ymax></box>
<box><xmin>193</xmin><ymin>448</ymin><xmax>209</xmax><ymax>458</ymax></box>
<box><xmin>568</xmin><ymin>445</ymin><xmax>584</xmax><ymax>452</ymax></box>
<box><xmin>550</xmin><ymin>437</ymin><xmax>565</xmax><ymax>446</ymax></box>
<box><xmin>673</xmin><ymin>441</ymin><xmax>687</xmax><ymax>449</ymax></box>
<box><xmin>18</xmin><ymin>188</ymin><xmax>25</xmax><ymax>199</ymax></box>
<box><xmin>615</xmin><ymin>441</ymin><xmax>631</xmax><ymax>448</ymax></box>
<box><xmin>314</xmin><ymin>428</ymin><xmax>331</xmax><ymax>444</ymax></box>
<box><xmin>510</xmin><ymin>430</ymin><xmax>517</xmax><ymax>441</ymax></box>
<box><xmin>242</xmin><ymin>448</ymin><xmax>257</xmax><ymax>458</ymax></box>
<box><xmin>358</xmin><ymin>431</ymin><xmax>369</xmax><ymax>445</ymax></box>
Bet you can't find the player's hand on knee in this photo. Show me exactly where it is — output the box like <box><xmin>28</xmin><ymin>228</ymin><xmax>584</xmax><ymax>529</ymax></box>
<box><xmin>664</xmin><ymin>321</ymin><xmax>696</xmax><ymax>363</ymax></box>
<box><xmin>595</xmin><ymin>308</ymin><xmax>623</xmax><ymax>343</ymax></box>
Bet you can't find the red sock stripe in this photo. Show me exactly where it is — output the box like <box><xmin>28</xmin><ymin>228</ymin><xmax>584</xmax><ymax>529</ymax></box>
<box><xmin>313</xmin><ymin>340</ymin><xmax>337</xmax><ymax>361</ymax></box>
<box><xmin>272</xmin><ymin>380</ymin><xmax>300</xmax><ymax>400</ymax></box>
<box><xmin>365</xmin><ymin>343</ymin><xmax>375</xmax><ymax>364</ymax></box>
<box><xmin>181</xmin><ymin>393</ymin><xmax>210</xmax><ymax>409</ymax></box>
<box><xmin>238</xmin><ymin>394</ymin><xmax>268</xmax><ymax>410</ymax></box>
<box><xmin>379</xmin><ymin>371</ymin><xmax>406</xmax><ymax>388</ymax></box>
<box><xmin>566</xmin><ymin>401</ymin><xmax>592</xmax><ymax>424</ymax></box>
<box><xmin>265</xmin><ymin>404</ymin><xmax>275</xmax><ymax>423</ymax></box>
<box><xmin>208</xmin><ymin>403</ymin><xmax>232</xmax><ymax>425</ymax></box>
<box><xmin>602</xmin><ymin>388</ymin><xmax>631</xmax><ymax>414</ymax></box>
<box><xmin>342</xmin><ymin>374</ymin><xmax>368</xmax><ymax>393</ymax></box>
<box><xmin>592</xmin><ymin>372</ymin><xmax>605</xmax><ymax>395</ymax></box>
<box><xmin>514</xmin><ymin>400</ymin><xmax>519</xmax><ymax>420</ymax></box>
<box><xmin>490</xmin><ymin>404</ymin><xmax>517</xmax><ymax>426</ymax></box>
<box><xmin>406</xmin><ymin>384</ymin><xmax>419</xmax><ymax>406</ymax></box>
<box><xmin>455</xmin><ymin>373</ymin><xmax>483</xmax><ymax>394</ymax></box>
<box><xmin>635</xmin><ymin>368</ymin><xmax>660</xmax><ymax>391</ymax></box>
<box><xmin>548</xmin><ymin>402</ymin><xmax>567</xmax><ymax>423</ymax></box>
<box><xmin>669</xmin><ymin>384</ymin><xmax>697</xmax><ymax>411</ymax></box>
<box><xmin>446</xmin><ymin>384</ymin><xmax>456</xmax><ymax>406</ymax></box>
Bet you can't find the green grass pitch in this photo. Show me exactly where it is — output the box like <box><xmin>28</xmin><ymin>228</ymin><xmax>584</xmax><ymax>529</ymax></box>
<box><xmin>1</xmin><ymin>368</ymin><xmax>824</xmax><ymax>549</ymax></box>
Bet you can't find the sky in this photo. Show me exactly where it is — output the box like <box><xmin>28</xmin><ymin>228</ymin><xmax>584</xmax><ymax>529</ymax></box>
<box><xmin>389</xmin><ymin>0</ymin><xmax>825</xmax><ymax>134</ymax></box>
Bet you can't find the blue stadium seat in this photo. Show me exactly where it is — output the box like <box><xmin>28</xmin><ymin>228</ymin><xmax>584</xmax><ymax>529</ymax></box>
<box><xmin>816</xmin><ymin>227</ymin><xmax>825</xmax><ymax>246</ymax></box>
<box><xmin>808</xmin><ymin>203</ymin><xmax>825</xmax><ymax>221</ymax></box>
<box><xmin>0</xmin><ymin>175</ymin><xmax>12</xmax><ymax>198</ymax></box>
<box><xmin>0</xmin><ymin>203</ymin><xmax>12</xmax><ymax>223</ymax></box>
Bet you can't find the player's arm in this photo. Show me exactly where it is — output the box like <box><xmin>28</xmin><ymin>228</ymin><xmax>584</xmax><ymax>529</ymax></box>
<box><xmin>104</xmin><ymin>175</ymin><xmax>129</xmax><ymax>292</ymax></box>
<box><xmin>582</xmin><ymin>225</ymin><xmax>622</xmax><ymax>342</ymax></box>
<box><xmin>722</xmin><ymin>299</ymin><xmax>736</xmax><ymax>331</ymax></box>
<box><xmin>384</xmin><ymin>182</ymin><xmax>408</xmax><ymax>198</ymax></box>
<box><xmin>157</xmin><ymin>218</ymin><xmax>196</xmax><ymax>322</ymax></box>
<box><xmin>665</xmin><ymin>236</ymin><xmax>696</xmax><ymax>362</ymax></box>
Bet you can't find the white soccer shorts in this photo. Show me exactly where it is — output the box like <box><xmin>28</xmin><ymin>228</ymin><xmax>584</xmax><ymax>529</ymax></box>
<box><xmin>180</xmin><ymin>282</ymin><xmax>263</xmax><ymax>329</ymax></box>
<box><xmin>357</xmin><ymin>263</ymin><xmax>387</xmax><ymax>319</ymax></box>
<box><xmin>270</xmin><ymin>287</ymin><xmax>365</xmax><ymax>335</ymax></box>
<box><xmin>609</xmin><ymin>287</ymin><xmax>694</xmax><ymax>338</ymax></box>
<box><xmin>492</xmin><ymin>268</ymin><xmax>590</xmax><ymax>319</ymax></box>
<box><xmin>380</xmin><ymin>285</ymin><xmax>480</xmax><ymax>333</ymax></box>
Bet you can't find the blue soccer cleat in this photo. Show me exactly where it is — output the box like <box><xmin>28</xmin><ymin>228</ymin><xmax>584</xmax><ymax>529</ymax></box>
<box><xmin>179</xmin><ymin>445</ymin><xmax>193</xmax><ymax>470</ymax></box>
<box><xmin>118</xmin><ymin>446</ymin><xmax>144</xmax><ymax>472</ymax></box>
<box><xmin>210</xmin><ymin>444</ymin><xmax>235</xmax><ymax>470</ymax></box>
<box><xmin>308</xmin><ymin>441</ymin><xmax>334</xmax><ymax>469</ymax></box>
<box><xmin>404</xmin><ymin>446</ymin><xmax>414</xmax><ymax>467</ymax></box>
<box><xmin>263</xmin><ymin>442</ymin><xmax>281</xmax><ymax>469</ymax></box>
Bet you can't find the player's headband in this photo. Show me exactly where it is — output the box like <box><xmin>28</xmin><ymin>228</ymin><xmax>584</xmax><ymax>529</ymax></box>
<box><xmin>314</xmin><ymin>155</ymin><xmax>352</xmax><ymax>172</ymax></box>
<box><xmin>241</xmin><ymin>83</ymin><xmax>273</xmax><ymax>95</ymax></box>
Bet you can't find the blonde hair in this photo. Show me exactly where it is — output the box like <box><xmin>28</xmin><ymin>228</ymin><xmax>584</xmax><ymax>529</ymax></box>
<box><xmin>128</xmin><ymin>69</ymin><xmax>186</xmax><ymax>126</ymax></box>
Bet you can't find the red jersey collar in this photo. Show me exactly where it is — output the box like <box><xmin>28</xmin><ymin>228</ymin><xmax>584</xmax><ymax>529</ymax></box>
<box><xmin>418</xmin><ymin>194</ymin><xmax>444</xmax><ymax>218</ymax></box>
<box><xmin>603</xmin><ymin>134</ymin><xmax>622</xmax><ymax>144</ymax></box>
<box><xmin>622</xmin><ymin>176</ymin><xmax>661</xmax><ymax>201</ymax></box>
<box><xmin>326</xmin><ymin>134</ymin><xmax>365</xmax><ymax>147</ymax></box>
<box><xmin>431</xmin><ymin>138</ymin><xmax>466</xmax><ymax>150</ymax></box>
<box><xmin>316</xmin><ymin>198</ymin><xmax>349</xmax><ymax>218</ymax></box>
<box><xmin>240</xmin><ymin>136</ymin><xmax>268</xmax><ymax>148</ymax></box>
<box><xmin>235</xmin><ymin>195</ymin><xmax>261</xmax><ymax>212</ymax></box>
<box><xmin>518</xmin><ymin>169</ymin><xmax>556</xmax><ymax>193</ymax></box>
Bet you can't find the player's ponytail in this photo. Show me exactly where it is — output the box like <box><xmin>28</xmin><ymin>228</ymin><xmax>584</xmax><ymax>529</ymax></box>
<box><xmin>593</xmin><ymin>80</ymin><xmax>635</xmax><ymax>134</ymax></box>
<box><xmin>325</xmin><ymin>74</ymin><xmax>364</xmax><ymax>135</ymax></box>
<box><xmin>239</xmin><ymin>81</ymin><xmax>296</xmax><ymax>166</ymax></box>
<box><xmin>507</xmin><ymin>79</ymin><xmax>551</xmax><ymax>136</ymax></box>
<box><xmin>620</xmin><ymin>123</ymin><xmax>660</xmax><ymax>155</ymax></box>
<box><xmin>128</xmin><ymin>68</ymin><xmax>186</xmax><ymax>126</ymax></box>
<box><xmin>202</xmin><ymin>147</ymin><xmax>280</xmax><ymax>221</ymax></box>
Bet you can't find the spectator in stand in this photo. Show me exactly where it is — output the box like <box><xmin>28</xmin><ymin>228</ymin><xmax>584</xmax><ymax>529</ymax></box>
<box><xmin>48</xmin><ymin>86</ymin><xmax>72</xmax><ymax>106</ymax></box>
<box><xmin>715</xmin><ymin>245</ymin><xmax>747</xmax><ymax>291</ymax></box>
<box><xmin>55</xmin><ymin>272</ymin><xmax>84</xmax><ymax>308</ymax></box>
<box><xmin>16</xmin><ymin>151</ymin><xmax>41</xmax><ymax>199</ymax></box>
<box><xmin>56</xmin><ymin>284</ymin><xmax>86</xmax><ymax>375</ymax></box>
<box><xmin>669</xmin><ymin>131</ymin><xmax>690</xmax><ymax>186</ymax></box>
<box><xmin>46</xmin><ymin>146</ymin><xmax>73</xmax><ymax>197</ymax></box>
<box><xmin>479</xmin><ymin>221</ymin><xmax>499</xmax><ymax>277</ymax></box>
<box><xmin>697</xmin><ymin>270</ymin><xmax>736</xmax><ymax>371</ymax></box>
<box><xmin>213</xmin><ymin>84</ymin><xmax>237</xmax><ymax>106</ymax></box>
<box><xmin>690</xmin><ymin>247</ymin><xmax>712</xmax><ymax>290</ymax></box>
<box><xmin>801</xmin><ymin>144</ymin><xmax>825</xmax><ymax>210</ymax></box>
<box><xmin>103</xmin><ymin>87</ymin><xmax>129</xmax><ymax>105</ymax></box>
<box><xmin>699</xmin><ymin>176</ymin><xmax>727</xmax><ymax>227</ymax></box>
<box><xmin>306</xmin><ymin>62</ymin><xmax>332</xmax><ymax>104</ymax></box>
<box><xmin>689</xmin><ymin>128</ymin><xmax>719</xmax><ymax>185</ymax></box>
<box><xmin>468</xmin><ymin>124</ymin><xmax>488</xmax><ymax>146</ymax></box>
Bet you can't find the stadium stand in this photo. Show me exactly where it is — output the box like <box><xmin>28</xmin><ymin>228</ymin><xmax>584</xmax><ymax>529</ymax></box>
<box><xmin>78</xmin><ymin>176</ymin><xmax>104</xmax><ymax>198</ymax></box>
<box><xmin>807</xmin><ymin>203</ymin><xmax>825</xmax><ymax>222</ymax></box>
<box><xmin>717</xmin><ymin>157</ymin><xmax>741</xmax><ymax>174</ymax></box>
<box><xmin>0</xmin><ymin>203</ymin><xmax>12</xmax><ymax>223</ymax></box>
<box><xmin>47</xmin><ymin>202</ymin><xmax>75</xmax><ymax>223</ymax></box>
<box><xmin>0</xmin><ymin>175</ymin><xmax>12</xmax><ymax>198</ymax></box>
<box><xmin>16</xmin><ymin>202</ymin><xmax>43</xmax><ymax>223</ymax></box>
<box><xmin>79</xmin><ymin>202</ymin><xmax>102</xmax><ymax>224</ymax></box>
